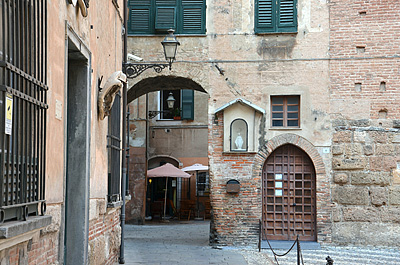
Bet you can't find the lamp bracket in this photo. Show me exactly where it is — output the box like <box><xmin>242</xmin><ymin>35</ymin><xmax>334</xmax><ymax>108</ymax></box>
<box><xmin>148</xmin><ymin>110</ymin><xmax>172</xmax><ymax>119</ymax></box>
<box><xmin>124</xmin><ymin>63</ymin><xmax>168</xmax><ymax>79</ymax></box>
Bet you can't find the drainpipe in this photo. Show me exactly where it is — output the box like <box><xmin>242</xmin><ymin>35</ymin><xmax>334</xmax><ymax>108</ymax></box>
<box><xmin>119</xmin><ymin>0</ymin><xmax>128</xmax><ymax>263</ymax></box>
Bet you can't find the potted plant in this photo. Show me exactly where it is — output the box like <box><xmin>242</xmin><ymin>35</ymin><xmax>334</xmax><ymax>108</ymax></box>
<box><xmin>173</xmin><ymin>108</ymin><xmax>181</xmax><ymax>120</ymax></box>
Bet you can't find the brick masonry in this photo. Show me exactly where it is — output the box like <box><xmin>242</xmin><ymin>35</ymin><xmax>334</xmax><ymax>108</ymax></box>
<box><xmin>328</xmin><ymin>0</ymin><xmax>400</xmax><ymax>246</ymax></box>
<box><xmin>88</xmin><ymin>206</ymin><xmax>121</xmax><ymax>265</ymax></box>
<box><xmin>209</xmin><ymin>113</ymin><xmax>332</xmax><ymax>245</ymax></box>
<box><xmin>0</xmin><ymin>202</ymin><xmax>121</xmax><ymax>265</ymax></box>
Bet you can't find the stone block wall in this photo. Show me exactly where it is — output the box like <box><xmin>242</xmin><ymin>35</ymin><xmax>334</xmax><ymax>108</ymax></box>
<box><xmin>331</xmin><ymin>126</ymin><xmax>400</xmax><ymax>246</ymax></box>
<box><xmin>88</xmin><ymin>200</ymin><xmax>121</xmax><ymax>265</ymax></box>
<box><xmin>329</xmin><ymin>0</ymin><xmax>400</xmax><ymax>247</ymax></box>
<box><xmin>126</xmin><ymin>146</ymin><xmax>147</xmax><ymax>225</ymax></box>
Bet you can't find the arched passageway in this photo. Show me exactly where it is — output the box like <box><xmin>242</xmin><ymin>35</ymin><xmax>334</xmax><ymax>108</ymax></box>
<box><xmin>126</xmin><ymin>75</ymin><xmax>209</xmax><ymax>224</ymax></box>
<box><xmin>127</xmin><ymin>75</ymin><xmax>207</xmax><ymax>103</ymax></box>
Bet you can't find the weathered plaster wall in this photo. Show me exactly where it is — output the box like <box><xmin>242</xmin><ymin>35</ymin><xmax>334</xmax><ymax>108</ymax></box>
<box><xmin>127</xmin><ymin>0</ymin><xmax>332</xmax><ymax>243</ymax></box>
<box><xmin>0</xmin><ymin>1</ymin><xmax>124</xmax><ymax>264</ymax></box>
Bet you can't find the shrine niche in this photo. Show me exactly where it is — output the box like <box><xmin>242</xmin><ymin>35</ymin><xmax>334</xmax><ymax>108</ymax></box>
<box><xmin>214</xmin><ymin>98</ymin><xmax>265</xmax><ymax>153</ymax></box>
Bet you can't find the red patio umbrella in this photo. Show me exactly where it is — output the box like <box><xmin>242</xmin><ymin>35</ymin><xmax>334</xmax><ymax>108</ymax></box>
<box><xmin>147</xmin><ymin>163</ymin><xmax>190</xmax><ymax>220</ymax></box>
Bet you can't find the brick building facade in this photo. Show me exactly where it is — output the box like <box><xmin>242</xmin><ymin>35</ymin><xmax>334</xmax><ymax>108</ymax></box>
<box><xmin>127</xmin><ymin>0</ymin><xmax>399</xmax><ymax>247</ymax></box>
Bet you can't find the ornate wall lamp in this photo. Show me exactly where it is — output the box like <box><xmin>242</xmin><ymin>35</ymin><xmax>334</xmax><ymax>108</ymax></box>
<box><xmin>148</xmin><ymin>92</ymin><xmax>176</xmax><ymax>119</ymax></box>
<box><xmin>124</xmin><ymin>29</ymin><xmax>180</xmax><ymax>79</ymax></box>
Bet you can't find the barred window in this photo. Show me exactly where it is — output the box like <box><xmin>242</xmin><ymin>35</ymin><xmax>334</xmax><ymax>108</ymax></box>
<box><xmin>107</xmin><ymin>93</ymin><xmax>121</xmax><ymax>203</ymax></box>
<box><xmin>196</xmin><ymin>172</ymin><xmax>209</xmax><ymax>197</ymax></box>
<box><xmin>0</xmin><ymin>0</ymin><xmax>48</xmax><ymax>222</ymax></box>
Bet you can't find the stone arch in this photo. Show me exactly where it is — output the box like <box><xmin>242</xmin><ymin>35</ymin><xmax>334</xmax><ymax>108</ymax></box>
<box><xmin>256</xmin><ymin>133</ymin><xmax>325</xmax><ymax>175</ymax></box>
<box><xmin>127</xmin><ymin>75</ymin><xmax>208</xmax><ymax>103</ymax></box>
<box><xmin>148</xmin><ymin>155</ymin><xmax>182</xmax><ymax>169</ymax></box>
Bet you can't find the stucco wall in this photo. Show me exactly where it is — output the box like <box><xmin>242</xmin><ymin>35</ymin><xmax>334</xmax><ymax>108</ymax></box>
<box><xmin>0</xmin><ymin>1</ymin><xmax>124</xmax><ymax>264</ymax></box>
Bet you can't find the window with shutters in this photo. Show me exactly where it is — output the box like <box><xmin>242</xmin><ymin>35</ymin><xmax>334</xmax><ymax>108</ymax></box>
<box><xmin>271</xmin><ymin>96</ymin><xmax>300</xmax><ymax>127</ymax></box>
<box><xmin>255</xmin><ymin>0</ymin><xmax>297</xmax><ymax>33</ymax></box>
<box><xmin>160</xmin><ymin>90</ymin><xmax>194</xmax><ymax>120</ymax></box>
<box><xmin>128</xmin><ymin>0</ymin><xmax>206</xmax><ymax>35</ymax></box>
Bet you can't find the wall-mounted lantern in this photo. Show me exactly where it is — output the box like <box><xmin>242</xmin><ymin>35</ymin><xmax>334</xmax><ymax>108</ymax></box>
<box><xmin>124</xmin><ymin>29</ymin><xmax>180</xmax><ymax>78</ymax></box>
<box><xmin>161</xmin><ymin>29</ymin><xmax>181</xmax><ymax>70</ymax></box>
<box><xmin>148</xmin><ymin>92</ymin><xmax>176</xmax><ymax>119</ymax></box>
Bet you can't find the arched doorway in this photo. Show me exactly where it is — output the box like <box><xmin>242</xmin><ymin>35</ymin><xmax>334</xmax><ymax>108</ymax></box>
<box><xmin>262</xmin><ymin>144</ymin><xmax>317</xmax><ymax>241</ymax></box>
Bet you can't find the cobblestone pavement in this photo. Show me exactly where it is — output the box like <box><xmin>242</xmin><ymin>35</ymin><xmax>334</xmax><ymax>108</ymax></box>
<box><xmin>260</xmin><ymin>245</ymin><xmax>400</xmax><ymax>265</ymax></box>
<box><xmin>121</xmin><ymin>220</ymin><xmax>400</xmax><ymax>265</ymax></box>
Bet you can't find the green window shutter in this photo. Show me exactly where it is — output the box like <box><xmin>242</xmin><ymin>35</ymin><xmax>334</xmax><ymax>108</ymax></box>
<box><xmin>181</xmin><ymin>0</ymin><xmax>205</xmax><ymax>34</ymax></box>
<box><xmin>255</xmin><ymin>0</ymin><xmax>274</xmax><ymax>33</ymax></box>
<box><xmin>181</xmin><ymin>89</ymin><xmax>194</xmax><ymax>120</ymax></box>
<box><xmin>128</xmin><ymin>0</ymin><xmax>152</xmax><ymax>34</ymax></box>
<box><xmin>129</xmin><ymin>0</ymin><xmax>205</xmax><ymax>35</ymax></box>
<box><xmin>277</xmin><ymin>0</ymin><xmax>297</xmax><ymax>32</ymax></box>
<box><xmin>155</xmin><ymin>7</ymin><xmax>176</xmax><ymax>30</ymax></box>
<box><xmin>155</xmin><ymin>0</ymin><xmax>177</xmax><ymax>31</ymax></box>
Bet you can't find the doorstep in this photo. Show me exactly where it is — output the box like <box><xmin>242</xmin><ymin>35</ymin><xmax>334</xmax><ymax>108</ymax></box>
<box><xmin>261</xmin><ymin>240</ymin><xmax>321</xmax><ymax>250</ymax></box>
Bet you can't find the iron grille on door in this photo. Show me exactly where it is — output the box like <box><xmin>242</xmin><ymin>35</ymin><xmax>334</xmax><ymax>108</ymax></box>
<box><xmin>0</xmin><ymin>0</ymin><xmax>48</xmax><ymax>222</ymax></box>
<box><xmin>262</xmin><ymin>144</ymin><xmax>316</xmax><ymax>241</ymax></box>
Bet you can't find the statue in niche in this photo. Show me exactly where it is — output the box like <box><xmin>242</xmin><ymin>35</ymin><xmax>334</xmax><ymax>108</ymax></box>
<box><xmin>235</xmin><ymin>133</ymin><xmax>244</xmax><ymax>150</ymax></box>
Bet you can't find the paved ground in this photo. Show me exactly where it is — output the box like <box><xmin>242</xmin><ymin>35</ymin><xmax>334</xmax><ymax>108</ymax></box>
<box><xmin>122</xmin><ymin>220</ymin><xmax>254</xmax><ymax>265</ymax></box>
<box><xmin>121</xmin><ymin>220</ymin><xmax>400</xmax><ymax>265</ymax></box>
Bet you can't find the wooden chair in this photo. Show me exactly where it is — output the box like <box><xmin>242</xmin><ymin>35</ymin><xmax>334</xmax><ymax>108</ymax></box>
<box><xmin>151</xmin><ymin>201</ymin><xmax>163</xmax><ymax>219</ymax></box>
<box><xmin>179</xmin><ymin>200</ymin><xmax>196</xmax><ymax>221</ymax></box>
<box><xmin>167</xmin><ymin>199</ymin><xmax>179</xmax><ymax>219</ymax></box>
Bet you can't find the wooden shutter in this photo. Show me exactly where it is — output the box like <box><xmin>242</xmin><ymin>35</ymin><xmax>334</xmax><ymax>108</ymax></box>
<box><xmin>181</xmin><ymin>0</ymin><xmax>205</xmax><ymax>34</ymax></box>
<box><xmin>181</xmin><ymin>89</ymin><xmax>194</xmax><ymax>120</ymax></box>
<box><xmin>256</xmin><ymin>0</ymin><xmax>274</xmax><ymax>32</ymax></box>
<box><xmin>128</xmin><ymin>0</ymin><xmax>152</xmax><ymax>34</ymax></box>
<box><xmin>255</xmin><ymin>0</ymin><xmax>297</xmax><ymax>33</ymax></box>
<box><xmin>277</xmin><ymin>0</ymin><xmax>297</xmax><ymax>32</ymax></box>
<box><xmin>155</xmin><ymin>0</ymin><xmax>176</xmax><ymax>31</ymax></box>
<box><xmin>155</xmin><ymin>7</ymin><xmax>176</xmax><ymax>30</ymax></box>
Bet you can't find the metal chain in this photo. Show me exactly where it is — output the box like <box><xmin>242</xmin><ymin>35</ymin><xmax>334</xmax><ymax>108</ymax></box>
<box><xmin>260</xmin><ymin>220</ymin><xmax>305</xmax><ymax>265</ymax></box>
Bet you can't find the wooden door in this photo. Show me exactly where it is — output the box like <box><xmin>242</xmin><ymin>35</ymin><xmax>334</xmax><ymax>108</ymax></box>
<box><xmin>262</xmin><ymin>144</ymin><xmax>316</xmax><ymax>241</ymax></box>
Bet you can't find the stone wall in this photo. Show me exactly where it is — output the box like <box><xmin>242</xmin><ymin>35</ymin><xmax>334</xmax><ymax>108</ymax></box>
<box><xmin>88</xmin><ymin>201</ymin><xmax>121</xmax><ymax>265</ymax></box>
<box><xmin>0</xmin><ymin>204</ymin><xmax>61</xmax><ymax>265</ymax></box>
<box><xmin>329</xmin><ymin>0</ymin><xmax>400</xmax><ymax>246</ymax></box>
<box><xmin>331</xmin><ymin>126</ymin><xmax>400</xmax><ymax>246</ymax></box>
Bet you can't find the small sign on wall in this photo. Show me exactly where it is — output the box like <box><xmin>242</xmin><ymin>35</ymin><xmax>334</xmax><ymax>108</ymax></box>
<box><xmin>5</xmin><ymin>93</ymin><xmax>13</xmax><ymax>135</ymax></box>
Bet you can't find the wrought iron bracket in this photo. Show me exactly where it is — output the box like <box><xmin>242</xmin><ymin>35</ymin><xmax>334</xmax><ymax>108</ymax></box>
<box><xmin>148</xmin><ymin>109</ymin><xmax>172</xmax><ymax>119</ymax></box>
<box><xmin>124</xmin><ymin>63</ymin><xmax>169</xmax><ymax>79</ymax></box>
